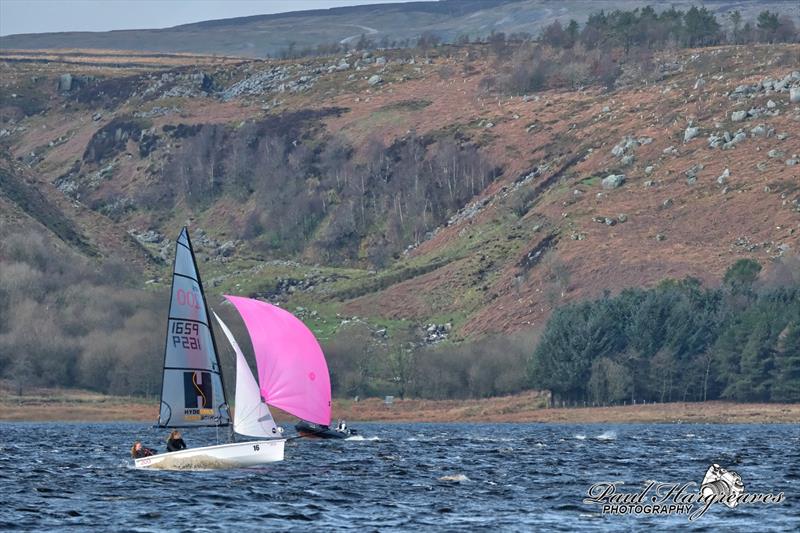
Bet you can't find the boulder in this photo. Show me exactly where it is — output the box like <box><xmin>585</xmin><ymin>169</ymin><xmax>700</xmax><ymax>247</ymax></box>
<box><xmin>750</xmin><ymin>124</ymin><xmax>767</xmax><ymax>137</ymax></box>
<box><xmin>730</xmin><ymin>110</ymin><xmax>747</xmax><ymax>122</ymax></box>
<box><xmin>375</xmin><ymin>56</ymin><xmax>387</xmax><ymax>67</ymax></box>
<box><xmin>768</xmin><ymin>149</ymin><xmax>783</xmax><ymax>158</ymax></box>
<box><xmin>684</xmin><ymin>126</ymin><xmax>700</xmax><ymax>143</ymax></box>
<box><xmin>601</xmin><ymin>174</ymin><xmax>625</xmax><ymax>189</ymax></box>
<box><xmin>217</xmin><ymin>241</ymin><xmax>236</xmax><ymax>257</ymax></box>
<box><xmin>747</xmin><ymin>107</ymin><xmax>762</xmax><ymax>118</ymax></box>
<box><xmin>717</xmin><ymin>168</ymin><xmax>729</xmax><ymax>185</ymax></box>
<box><xmin>368</xmin><ymin>75</ymin><xmax>383</xmax><ymax>86</ymax></box>
<box><xmin>723</xmin><ymin>131</ymin><xmax>747</xmax><ymax>149</ymax></box>
<box><xmin>58</xmin><ymin>73</ymin><xmax>73</xmax><ymax>92</ymax></box>
<box><xmin>790</xmin><ymin>87</ymin><xmax>800</xmax><ymax>104</ymax></box>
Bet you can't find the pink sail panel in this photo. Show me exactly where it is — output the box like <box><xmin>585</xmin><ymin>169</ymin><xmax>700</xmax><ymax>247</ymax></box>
<box><xmin>225</xmin><ymin>295</ymin><xmax>332</xmax><ymax>426</ymax></box>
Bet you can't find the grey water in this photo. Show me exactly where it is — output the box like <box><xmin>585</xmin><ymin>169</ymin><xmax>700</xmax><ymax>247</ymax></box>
<box><xmin>1</xmin><ymin>422</ymin><xmax>798</xmax><ymax>531</ymax></box>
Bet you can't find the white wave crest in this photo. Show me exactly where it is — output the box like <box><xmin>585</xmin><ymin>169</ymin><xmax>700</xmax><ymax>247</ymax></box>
<box><xmin>595</xmin><ymin>431</ymin><xmax>617</xmax><ymax>441</ymax></box>
<box><xmin>439</xmin><ymin>474</ymin><xmax>470</xmax><ymax>482</ymax></box>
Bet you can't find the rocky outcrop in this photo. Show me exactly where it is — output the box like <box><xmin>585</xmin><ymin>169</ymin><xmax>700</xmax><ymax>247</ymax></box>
<box><xmin>601</xmin><ymin>174</ymin><xmax>625</xmax><ymax>189</ymax></box>
<box><xmin>729</xmin><ymin>71</ymin><xmax>800</xmax><ymax>99</ymax></box>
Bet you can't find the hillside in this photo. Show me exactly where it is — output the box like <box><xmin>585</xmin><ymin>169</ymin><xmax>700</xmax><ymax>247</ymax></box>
<box><xmin>1</xmin><ymin>0</ymin><xmax>796</xmax><ymax>57</ymax></box>
<box><xmin>1</xmin><ymin>34</ymin><xmax>799</xmax><ymax>400</ymax></box>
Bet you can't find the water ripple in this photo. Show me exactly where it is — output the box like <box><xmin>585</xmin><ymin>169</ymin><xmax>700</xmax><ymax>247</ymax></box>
<box><xmin>0</xmin><ymin>422</ymin><xmax>797</xmax><ymax>530</ymax></box>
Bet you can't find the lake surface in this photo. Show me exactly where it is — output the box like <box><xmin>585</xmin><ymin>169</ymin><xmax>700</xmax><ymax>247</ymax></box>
<box><xmin>1</xmin><ymin>422</ymin><xmax>798</xmax><ymax>531</ymax></box>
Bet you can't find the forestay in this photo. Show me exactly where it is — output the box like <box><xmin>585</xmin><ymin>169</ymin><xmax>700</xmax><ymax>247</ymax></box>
<box><xmin>212</xmin><ymin>312</ymin><xmax>280</xmax><ymax>438</ymax></box>
<box><xmin>158</xmin><ymin>228</ymin><xmax>230</xmax><ymax>428</ymax></box>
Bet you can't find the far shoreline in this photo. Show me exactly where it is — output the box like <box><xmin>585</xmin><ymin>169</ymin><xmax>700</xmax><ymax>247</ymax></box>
<box><xmin>1</xmin><ymin>389</ymin><xmax>799</xmax><ymax>424</ymax></box>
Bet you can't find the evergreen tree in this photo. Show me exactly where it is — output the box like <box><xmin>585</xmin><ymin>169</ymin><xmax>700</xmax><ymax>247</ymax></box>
<box><xmin>729</xmin><ymin>11</ymin><xmax>742</xmax><ymax>43</ymax></box>
<box><xmin>724</xmin><ymin>259</ymin><xmax>762</xmax><ymax>294</ymax></box>
<box><xmin>757</xmin><ymin>10</ymin><xmax>780</xmax><ymax>42</ymax></box>
<box><xmin>684</xmin><ymin>7</ymin><xmax>721</xmax><ymax>47</ymax></box>
<box><xmin>565</xmin><ymin>19</ymin><xmax>580</xmax><ymax>48</ymax></box>
<box><xmin>772</xmin><ymin>323</ymin><xmax>800</xmax><ymax>402</ymax></box>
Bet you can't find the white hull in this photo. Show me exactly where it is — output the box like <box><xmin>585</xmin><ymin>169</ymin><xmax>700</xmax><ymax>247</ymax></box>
<box><xmin>134</xmin><ymin>439</ymin><xmax>285</xmax><ymax>470</ymax></box>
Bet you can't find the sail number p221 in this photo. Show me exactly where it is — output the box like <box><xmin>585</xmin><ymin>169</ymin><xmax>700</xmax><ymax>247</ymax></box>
<box><xmin>172</xmin><ymin>321</ymin><xmax>201</xmax><ymax>350</ymax></box>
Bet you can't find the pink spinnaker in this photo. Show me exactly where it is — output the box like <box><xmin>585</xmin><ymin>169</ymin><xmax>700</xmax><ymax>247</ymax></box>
<box><xmin>225</xmin><ymin>295</ymin><xmax>332</xmax><ymax>426</ymax></box>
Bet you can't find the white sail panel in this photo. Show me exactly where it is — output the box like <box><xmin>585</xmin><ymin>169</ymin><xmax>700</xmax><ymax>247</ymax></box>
<box><xmin>213</xmin><ymin>312</ymin><xmax>280</xmax><ymax>439</ymax></box>
<box><xmin>158</xmin><ymin>228</ymin><xmax>229</xmax><ymax>428</ymax></box>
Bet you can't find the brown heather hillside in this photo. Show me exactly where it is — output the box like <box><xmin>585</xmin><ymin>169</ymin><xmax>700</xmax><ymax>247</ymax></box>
<box><xmin>0</xmin><ymin>44</ymin><xmax>798</xmax><ymax>343</ymax></box>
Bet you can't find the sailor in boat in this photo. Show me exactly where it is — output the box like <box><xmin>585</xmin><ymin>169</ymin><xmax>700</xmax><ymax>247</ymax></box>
<box><xmin>131</xmin><ymin>441</ymin><xmax>157</xmax><ymax>459</ymax></box>
<box><xmin>338</xmin><ymin>420</ymin><xmax>347</xmax><ymax>432</ymax></box>
<box><xmin>166</xmin><ymin>430</ymin><xmax>187</xmax><ymax>452</ymax></box>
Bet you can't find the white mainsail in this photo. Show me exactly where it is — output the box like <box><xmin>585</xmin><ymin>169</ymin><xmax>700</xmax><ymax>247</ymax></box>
<box><xmin>213</xmin><ymin>312</ymin><xmax>280</xmax><ymax>439</ymax></box>
<box><xmin>158</xmin><ymin>227</ymin><xmax>230</xmax><ymax>428</ymax></box>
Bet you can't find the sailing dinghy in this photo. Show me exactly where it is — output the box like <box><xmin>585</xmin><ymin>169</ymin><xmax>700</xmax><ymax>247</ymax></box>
<box><xmin>135</xmin><ymin>228</ymin><xmax>285</xmax><ymax>469</ymax></box>
<box><xmin>223</xmin><ymin>296</ymin><xmax>356</xmax><ymax>439</ymax></box>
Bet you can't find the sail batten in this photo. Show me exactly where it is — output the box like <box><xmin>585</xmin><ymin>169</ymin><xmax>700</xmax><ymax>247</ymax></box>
<box><xmin>224</xmin><ymin>295</ymin><xmax>332</xmax><ymax>426</ymax></box>
<box><xmin>157</xmin><ymin>227</ymin><xmax>230</xmax><ymax>428</ymax></box>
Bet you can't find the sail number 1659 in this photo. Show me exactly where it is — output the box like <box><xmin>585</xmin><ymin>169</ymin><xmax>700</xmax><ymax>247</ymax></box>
<box><xmin>172</xmin><ymin>321</ymin><xmax>201</xmax><ymax>350</ymax></box>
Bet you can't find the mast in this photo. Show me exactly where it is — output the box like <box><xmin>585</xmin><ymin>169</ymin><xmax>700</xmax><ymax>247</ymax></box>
<box><xmin>183</xmin><ymin>228</ymin><xmax>231</xmax><ymax>424</ymax></box>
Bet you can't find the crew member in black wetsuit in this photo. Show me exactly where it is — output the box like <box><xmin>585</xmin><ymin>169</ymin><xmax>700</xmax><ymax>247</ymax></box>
<box><xmin>131</xmin><ymin>441</ymin><xmax>156</xmax><ymax>458</ymax></box>
<box><xmin>166</xmin><ymin>430</ymin><xmax>187</xmax><ymax>452</ymax></box>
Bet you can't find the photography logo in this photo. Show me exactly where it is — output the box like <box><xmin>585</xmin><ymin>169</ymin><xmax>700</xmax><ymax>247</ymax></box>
<box><xmin>583</xmin><ymin>464</ymin><xmax>785</xmax><ymax>521</ymax></box>
<box><xmin>700</xmin><ymin>464</ymin><xmax>744</xmax><ymax>508</ymax></box>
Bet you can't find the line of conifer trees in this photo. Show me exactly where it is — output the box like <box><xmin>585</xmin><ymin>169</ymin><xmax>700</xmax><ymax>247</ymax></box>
<box><xmin>528</xmin><ymin>259</ymin><xmax>800</xmax><ymax>405</ymax></box>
